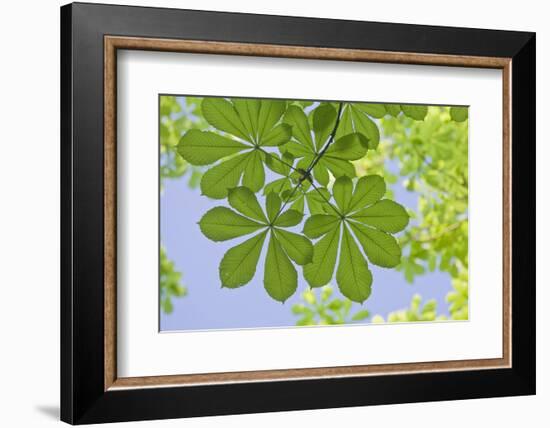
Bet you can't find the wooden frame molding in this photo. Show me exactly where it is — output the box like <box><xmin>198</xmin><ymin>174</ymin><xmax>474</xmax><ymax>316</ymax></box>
<box><xmin>104</xmin><ymin>35</ymin><xmax>512</xmax><ymax>391</ymax></box>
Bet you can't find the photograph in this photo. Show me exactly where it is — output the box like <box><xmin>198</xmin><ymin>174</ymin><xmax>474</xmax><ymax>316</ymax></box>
<box><xmin>159</xmin><ymin>95</ymin><xmax>469</xmax><ymax>331</ymax></box>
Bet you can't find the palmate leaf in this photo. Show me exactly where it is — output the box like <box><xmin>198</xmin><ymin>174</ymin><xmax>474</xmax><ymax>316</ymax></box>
<box><xmin>177</xmin><ymin>98</ymin><xmax>291</xmax><ymax>199</ymax></box>
<box><xmin>282</xmin><ymin>104</ymin><xmax>369</xmax><ymax>186</ymax></box>
<box><xmin>198</xmin><ymin>187</ymin><xmax>313</xmax><ymax>302</ymax></box>
<box><xmin>302</xmin><ymin>175</ymin><xmax>409</xmax><ymax>303</ymax></box>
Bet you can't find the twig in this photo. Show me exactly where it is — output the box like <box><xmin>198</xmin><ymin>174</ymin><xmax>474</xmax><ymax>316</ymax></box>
<box><xmin>306</xmin><ymin>102</ymin><xmax>344</xmax><ymax>174</ymax></box>
<box><xmin>272</xmin><ymin>102</ymin><xmax>344</xmax><ymax>223</ymax></box>
<box><xmin>271</xmin><ymin>182</ymin><xmax>302</xmax><ymax>222</ymax></box>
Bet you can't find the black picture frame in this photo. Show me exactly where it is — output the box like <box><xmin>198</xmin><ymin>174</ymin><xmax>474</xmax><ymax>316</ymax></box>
<box><xmin>61</xmin><ymin>2</ymin><xmax>535</xmax><ymax>424</ymax></box>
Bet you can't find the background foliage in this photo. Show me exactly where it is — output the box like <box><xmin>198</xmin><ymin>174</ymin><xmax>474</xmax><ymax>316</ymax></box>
<box><xmin>159</xmin><ymin>96</ymin><xmax>208</xmax><ymax>312</ymax></box>
<box><xmin>159</xmin><ymin>246</ymin><xmax>187</xmax><ymax>314</ymax></box>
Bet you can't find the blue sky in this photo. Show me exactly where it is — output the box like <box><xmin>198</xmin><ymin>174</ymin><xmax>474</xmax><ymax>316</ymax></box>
<box><xmin>160</xmin><ymin>99</ymin><xmax>453</xmax><ymax>332</ymax></box>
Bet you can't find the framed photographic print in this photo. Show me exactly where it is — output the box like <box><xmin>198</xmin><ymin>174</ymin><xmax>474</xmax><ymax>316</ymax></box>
<box><xmin>60</xmin><ymin>2</ymin><xmax>536</xmax><ymax>424</ymax></box>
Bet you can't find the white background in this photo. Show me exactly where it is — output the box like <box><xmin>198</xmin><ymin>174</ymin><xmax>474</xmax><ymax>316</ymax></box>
<box><xmin>118</xmin><ymin>51</ymin><xmax>503</xmax><ymax>377</ymax></box>
<box><xmin>0</xmin><ymin>0</ymin><xmax>546</xmax><ymax>427</ymax></box>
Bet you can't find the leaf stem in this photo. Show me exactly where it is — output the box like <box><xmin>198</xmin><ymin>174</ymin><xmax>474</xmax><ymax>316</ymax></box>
<box><xmin>257</xmin><ymin>147</ymin><xmax>300</xmax><ymax>174</ymax></box>
<box><xmin>305</xmin><ymin>102</ymin><xmax>344</xmax><ymax>175</ymax></box>
<box><xmin>309</xmin><ymin>181</ymin><xmax>343</xmax><ymax>217</ymax></box>
<box><xmin>271</xmin><ymin>182</ymin><xmax>302</xmax><ymax>221</ymax></box>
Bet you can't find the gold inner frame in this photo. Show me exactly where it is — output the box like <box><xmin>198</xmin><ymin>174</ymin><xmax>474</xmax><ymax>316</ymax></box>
<box><xmin>104</xmin><ymin>35</ymin><xmax>512</xmax><ymax>391</ymax></box>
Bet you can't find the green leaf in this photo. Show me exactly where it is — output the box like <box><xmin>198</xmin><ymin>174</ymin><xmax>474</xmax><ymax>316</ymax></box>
<box><xmin>257</xmin><ymin>100</ymin><xmax>287</xmax><ymax>141</ymax></box>
<box><xmin>312</xmin><ymin>160</ymin><xmax>329</xmax><ymax>186</ymax></box>
<box><xmin>227</xmin><ymin>187</ymin><xmax>267</xmax><ymax>223</ymax></box>
<box><xmin>384</xmin><ymin>104</ymin><xmax>401</xmax><ymax>117</ymax></box>
<box><xmin>325</xmin><ymin>132</ymin><xmax>368</xmax><ymax>160</ymax></box>
<box><xmin>312</xmin><ymin>103</ymin><xmax>337</xmax><ymax>150</ymax></box>
<box><xmin>337</xmin><ymin>225</ymin><xmax>372</xmax><ymax>303</ymax></box>
<box><xmin>350</xmin><ymin>106</ymin><xmax>380</xmax><ymax>149</ymax></box>
<box><xmin>283</xmin><ymin>105</ymin><xmax>314</xmax><ymax>151</ymax></box>
<box><xmin>303</xmin><ymin>225</ymin><xmax>341</xmax><ymax>287</ymax></box>
<box><xmin>274</xmin><ymin>209</ymin><xmax>303</xmax><ymax>227</ymax></box>
<box><xmin>348</xmin><ymin>222</ymin><xmax>401</xmax><ymax>268</ymax></box>
<box><xmin>160</xmin><ymin>246</ymin><xmax>186</xmax><ymax>314</ymax></box>
<box><xmin>291</xmin><ymin>195</ymin><xmax>305</xmax><ymax>214</ymax></box>
<box><xmin>200</xmin><ymin>182</ymin><xmax>317</xmax><ymax>302</ymax></box>
<box><xmin>302</xmin><ymin>176</ymin><xmax>408</xmax><ymax>299</ymax></box>
<box><xmin>351</xmin><ymin>309</ymin><xmax>371</xmax><ymax>321</ymax></box>
<box><xmin>202</xmin><ymin>98</ymin><xmax>250</xmax><ymax>142</ymax></box>
<box><xmin>328</xmin><ymin>299</ymin><xmax>344</xmax><ymax>311</ymax></box>
<box><xmin>335</xmin><ymin>106</ymin><xmax>354</xmax><ymax>140</ymax></box>
<box><xmin>199</xmin><ymin>207</ymin><xmax>264</xmax><ymax>241</ymax></box>
<box><xmin>162</xmin><ymin>298</ymin><xmax>173</xmax><ymax>314</ymax></box>
<box><xmin>261</xmin><ymin>123</ymin><xmax>292</xmax><ymax>146</ymax></box>
<box><xmin>280</xmin><ymin>188</ymin><xmax>302</xmax><ymax>202</ymax></box>
<box><xmin>283</xmin><ymin>141</ymin><xmax>312</xmax><ymax>157</ymax></box>
<box><xmin>274</xmin><ymin>229</ymin><xmax>313</xmax><ymax>265</ymax></box>
<box><xmin>354</xmin><ymin>103</ymin><xmax>386</xmax><ymax>118</ymax></box>
<box><xmin>348</xmin><ymin>175</ymin><xmax>386</xmax><ymax>213</ymax></box>
<box><xmin>292</xmin><ymin>303</ymin><xmax>307</xmax><ymax>314</ymax></box>
<box><xmin>242</xmin><ymin>150</ymin><xmax>265</xmax><ymax>192</ymax></box>
<box><xmin>320</xmin><ymin>156</ymin><xmax>356</xmax><ymax>179</ymax></box>
<box><xmin>200</xmin><ymin>152</ymin><xmax>249</xmax><ymax>199</ymax></box>
<box><xmin>219</xmin><ymin>231</ymin><xmax>267</xmax><ymax>287</ymax></box>
<box><xmin>232</xmin><ymin>98</ymin><xmax>260</xmax><ymax>141</ymax></box>
<box><xmin>266</xmin><ymin>192</ymin><xmax>281</xmax><ymax>223</ymax></box>
<box><xmin>351</xmin><ymin>199</ymin><xmax>409</xmax><ymax>233</ymax></box>
<box><xmin>264</xmin><ymin>233</ymin><xmax>297</xmax><ymax>302</ymax></box>
<box><xmin>264</xmin><ymin>178</ymin><xmax>291</xmax><ymax>195</ymax></box>
<box><xmin>401</xmin><ymin>104</ymin><xmax>428</xmax><ymax>120</ymax></box>
<box><xmin>190</xmin><ymin>98</ymin><xmax>289</xmax><ymax>196</ymax></box>
<box><xmin>306</xmin><ymin>188</ymin><xmax>331</xmax><ymax>215</ymax></box>
<box><xmin>333</xmin><ymin>175</ymin><xmax>353</xmax><ymax>213</ymax></box>
<box><xmin>177</xmin><ymin>130</ymin><xmax>248</xmax><ymax>165</ymax></box>
<box><xmin>303</xmin><ymin>214</ymin><xmax>340</xmax><ymax>239</ymax></box>
<box><xmin>450</xmin><ymin>106</ymin><xmax>468</xmax><ymax>122</ymax></box>
<box><xmin>265</xmin><ymin>153</ymin><xmax>291</xmax><ymax>175</ymax></box>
